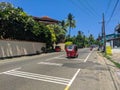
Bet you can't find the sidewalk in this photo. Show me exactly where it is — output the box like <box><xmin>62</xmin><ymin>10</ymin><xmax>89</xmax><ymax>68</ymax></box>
<box><xmin>111</xmin><ymin>53</ymin><xmax>120</xmax><ymax>63</ymax></box>
<box><xmin>100</xmin><ymin>52</ymin><xmax>120</xmax><ymax>90</ymax></box>
<box><xmin>111</xmin><ymin>53</ymin><xmax>120</xmax><ymax>89</ymax></box>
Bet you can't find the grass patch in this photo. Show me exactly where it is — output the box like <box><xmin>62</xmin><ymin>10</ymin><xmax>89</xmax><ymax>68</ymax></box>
<box><xmin>102</xmin><ymin>52</ymin><xmax>120</xmax><ymax>69</ymax></box>
<box><xmin>109</xmin><ymin>59</ymin><xmax>120</xmax><ymax>68</ymax></box>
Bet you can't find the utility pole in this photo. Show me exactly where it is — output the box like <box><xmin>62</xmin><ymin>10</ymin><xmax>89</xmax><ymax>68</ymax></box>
<box><xmin>102</xmin><ymin>13</ymin><xmax>106</xmax><ymax>52</ymax></box>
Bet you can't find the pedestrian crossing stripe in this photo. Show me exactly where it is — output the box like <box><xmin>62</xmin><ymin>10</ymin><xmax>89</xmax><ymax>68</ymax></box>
<box><xmin>2</xmin><ymin>69</ymin><xmax>71</xmax><ymax>85</ymax></box>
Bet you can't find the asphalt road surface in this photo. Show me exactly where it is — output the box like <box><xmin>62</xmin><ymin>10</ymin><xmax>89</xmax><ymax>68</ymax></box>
<box><xmin>0</xmin><ymin>48</ymin><xmax>118</xmax><ymax>90</ymax></box>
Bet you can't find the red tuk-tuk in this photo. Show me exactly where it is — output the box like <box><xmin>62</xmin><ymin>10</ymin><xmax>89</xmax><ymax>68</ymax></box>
<box><xmin>65</xmin><ymin>45</ymin><xmax>78</xmax><ymax>58</ymax></box>
<box><xmin>55</xmin><ymin>46</ymin><xmax>61</xmax><ymax>52</ymax></box>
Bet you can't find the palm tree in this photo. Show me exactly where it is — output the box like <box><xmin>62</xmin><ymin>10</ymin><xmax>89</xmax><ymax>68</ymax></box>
<box><xmin>66</xmin><ymin>13</ymin><xmax>76</xmax><ymax>37</ymax></box>
<box><xmin>61</xmin><ymin>20</ymin><xmax>67</xmax><ymax>32</ymax></box>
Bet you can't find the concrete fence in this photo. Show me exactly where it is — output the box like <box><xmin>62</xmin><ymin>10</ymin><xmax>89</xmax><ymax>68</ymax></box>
<box><xmin>112</xmin><ymin>48</ymin><xmax>120</xmax><ymax>54</ymax></box>
<box><xmin>0</xmin><ymin>40</ymin><xmax>46</xmax><ymax>58</ymax></box>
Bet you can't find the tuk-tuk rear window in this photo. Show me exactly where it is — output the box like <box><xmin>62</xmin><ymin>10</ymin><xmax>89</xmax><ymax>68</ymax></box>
<box><xmin>67</xmin><ymin>45</ymin><xmax>73</xmax><ymax>49</ymax></box>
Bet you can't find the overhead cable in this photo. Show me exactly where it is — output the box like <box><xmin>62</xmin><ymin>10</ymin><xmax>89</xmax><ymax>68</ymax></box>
<box><xmin>70</xmin><ymin>0</ymin><xmax>92</xmax><ymax>16</ymax></box>
<box><xmin>107</xmin><ymin>0</ymin><xmax>119</xmax><ymax>25</ymax></box>
<box><xmin>105</xmin><ymin>0</ymin><xmax>112</xmax><ymax>16</ymax></box>
<box><xmin>77</xmin><ymin>0</ymin><xmax>99</xmax><ymax>18</ymax></box>
<box><xmin>85</xmin><ymin>0</ymin><xmax>100</xmax><ymax>17</ymax></box>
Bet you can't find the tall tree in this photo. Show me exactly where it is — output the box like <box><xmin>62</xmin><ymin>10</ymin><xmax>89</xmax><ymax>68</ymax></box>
<box><xmin>61</xmin><ymin>20</ymin><xmax>67</xmax><ymax>32</ymax></box>
<box><xmin>66</xmin><ymin>13</ymin><xmax>76</xmax><ymax>37</ymax></box>
<box><xmin>75</xmin><ymin>31</ymin><xmax>84</xmax><ymax>48</ymax></box>
<box><xmin>88</xmin><ymin>34</ymin><xmax>95</xmax><ymax>46</ymax></box>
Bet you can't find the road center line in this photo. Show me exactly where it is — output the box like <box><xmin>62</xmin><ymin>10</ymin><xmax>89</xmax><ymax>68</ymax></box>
<box><xmin>69</xmin><ymin>69</ymin><xmax>81</xmax><ymax>86</ymax></box>
<box><xmin>64</xmin><ymin>69</ymin><xmax>81</xmax><ymax>90</ymax></box>
<box><xmin>84</xmin><ymin>50</ymin><xmax>93</xmax><ymax>62</ymax></box>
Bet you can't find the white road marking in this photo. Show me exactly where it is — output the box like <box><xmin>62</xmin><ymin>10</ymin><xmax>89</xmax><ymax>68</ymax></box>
<box><xmin>84</xmin><ymin>51</ymin><xmax>93</xmax><ymax>62</ymax></box>
<box><xmin>54</xmin><ymin>58</ymin><xmax>68</xmax><ymax>60</ymax></box>
<box><xmin>54</xmin><ymin>55</ymin><xmax>65</xmax><ymax>58</ymax></box>
<box><xmin>2</xmin><ymin>69</ymin><xmax>71</xmax><ymax>85</ymax></box>
<box><xmin>0</xmin><ymin>72</ymin><xmax>3</xmax><ymax>75</ymax></box>
<box><xmin>0</xmin><ymin>50</ymin><xmax>93</xmax><ymax>89</ymax></box>
<box><xmin>55</xmin><ymin>57</ymin><xmax>84</xmax><ymax>61</ymax></box>
<box><xmin>0</xmin><ymin>67</ymin><xmax>21</xmax><ymax>75</ymax></box>
<box><xmin>45</xmin><ymin>54</ymin><xmax>64</xmax><ymax>61</ymax></box>
<box><xmin>45</xmin><ymin>58</ymin><xmax>55</xmax><ymax>61</ymax></box>
<box><xmin>9</xmin><ymin>67</ymin><xmax>21</xmax><ymax>71</ymax></box>
<box><xmin>64</xmin><ymin>50</ymin><xmax>93</xmax><ymax>90</ymax></box>
<box><xmin>71</xmin><ymin>58</ymin><xmax>85</xmax><ymax>61</ymax></box>
<box><xmin>38</xmin><ymin>62</ymin><xmax>63</xmax><ymax>66</ymax></box>
<box><xmin>67</xmin><ymin>69</ymin><xmax>81</xmax><ymax>87</ymax></box>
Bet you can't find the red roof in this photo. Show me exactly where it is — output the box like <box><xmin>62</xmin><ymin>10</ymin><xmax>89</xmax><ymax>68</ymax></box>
<box><xmin>33</xmin><ymin>16</ymin><xmax>60</xmax><ymax>24</ymax></box>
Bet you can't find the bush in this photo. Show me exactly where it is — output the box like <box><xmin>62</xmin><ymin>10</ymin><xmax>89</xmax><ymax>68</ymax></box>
<box><xmin>65</xmin><ymin>41</ymin><xmax>73</xmax><ymax>46</ymax></box>
<box><xmin>41</xmin><ymin>47</ymin><xmax>46</xmax><ymax>53</ymax></box>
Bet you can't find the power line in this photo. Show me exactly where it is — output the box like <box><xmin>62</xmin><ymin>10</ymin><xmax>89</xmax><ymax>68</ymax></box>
<box><xmin>107</xmin><ymin>0</ymin><xmax>119</xmax><ymax>25</ymax></box>
<box><xmin>77</xmin><ymin>0</ymin><xmax>99</xmax><ymax>18</ymax></box>
<box><xmin>70</xmin><ymin>0</ymin><xmax>99</xmax><ymax>19</ymax></box>
<box><xmin>105</xmin><ymin>0</ymin><xmax>112</xmax><ymax>16</ymax></box>
<box><xmin>85</xmin><ymin>0</ymin><xmax>100</xmax><ymax>17</ymax></box>
<box><xmin>69</xmin><ymin>0</ymin><xmax>91</xmax><ymax>16</ymax></box>
<box><xmin>70</xmin><ymin>0</ymin><xmax>94</xmax><ymax>17</ymax></box>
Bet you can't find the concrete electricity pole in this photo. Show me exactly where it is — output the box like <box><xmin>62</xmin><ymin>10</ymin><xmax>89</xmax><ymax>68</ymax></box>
<box><xmin>102</xmin><ymin>13</ymin><xmax>106</xmax><ymax>52</ymax></box>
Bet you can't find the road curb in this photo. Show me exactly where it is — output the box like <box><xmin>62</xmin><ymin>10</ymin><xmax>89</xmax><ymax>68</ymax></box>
<box><xmin>104</xmin><ymin>57</ymin><xmax>120</xmax><ymax>90</ymax></box>
<box><xmin>0</xmin><ymin>52</ymin><xmax>64</xmax><ymax>64</ymax></box>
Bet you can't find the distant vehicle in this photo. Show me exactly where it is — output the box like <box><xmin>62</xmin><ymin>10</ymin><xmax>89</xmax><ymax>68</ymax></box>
<box><xmin>90</xmin><ymin>46</ymin><xmax>93</xmax><ymax>51</ymax></box>
<box><xmin>55</xmin><ymin>46</ymin><xmax>61</xmax><ymax>52</ymax></box>
<box><xmin>90</xmin><ymin>45</ymin><xmax>97</xmax><ymax>51</ymax></box>
<box><xmin>65</xmin><ymin>45</ymin><xmax>78</xmax><ymax>58</ymax></box>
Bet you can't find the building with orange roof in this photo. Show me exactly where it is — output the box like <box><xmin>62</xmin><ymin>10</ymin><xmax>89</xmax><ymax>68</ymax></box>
<box><xmin>33</xmin><ymin>16</ymin><xmax>60</xmax><ymax>24</ymax></box>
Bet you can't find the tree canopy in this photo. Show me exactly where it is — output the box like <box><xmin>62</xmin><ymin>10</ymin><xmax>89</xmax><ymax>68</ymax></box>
<box><xmin>66</xmin><ymin>13</ymin><xmax>76</xmax><ymax>37</ymax></box>
<box><xmin>0</xmin><ymin>2</ymin><xmax>99</xmax><ymax>49</ymax></box>
<box><xmin>0</xmin><ymin>2</ymin><xmax>66</xmax><ymax>45</ymax></box>
<box><xmin>65</xmin><ymin>31</ymin><xmax>99</xmax><ymax>48</ymax></box>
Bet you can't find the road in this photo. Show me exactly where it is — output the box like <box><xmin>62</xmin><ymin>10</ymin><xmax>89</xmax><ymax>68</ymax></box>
<box><xmin>0</xmin><ymin>48</ymin><xmax>118</xmax><ymax>90</ymax></box>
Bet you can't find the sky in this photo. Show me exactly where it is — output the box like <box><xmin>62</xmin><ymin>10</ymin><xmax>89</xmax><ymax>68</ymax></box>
<box><xmin>1</xmin><ymin>0</ymin><xmax>120</xmax><ymax>38</ymax></box>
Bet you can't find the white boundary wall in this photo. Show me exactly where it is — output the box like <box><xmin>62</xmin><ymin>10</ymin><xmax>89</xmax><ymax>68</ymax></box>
<box><xmin>0</xmin><ymin>40</ymin><xmax>46</xmax><ymax>58</ymax></box>
<box><xmin>112</xmin><ymin>48</ymin><xmax>120</xmax><ymax>54</ymax></box>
